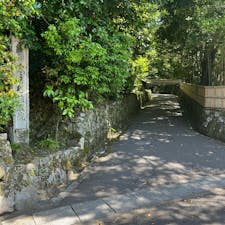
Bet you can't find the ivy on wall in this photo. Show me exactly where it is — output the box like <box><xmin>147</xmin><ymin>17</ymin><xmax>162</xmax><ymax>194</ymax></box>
<box><xmin>0</xmin><ymin>0</ymin><xmax>37</xmax><ymax>129</ymax></box>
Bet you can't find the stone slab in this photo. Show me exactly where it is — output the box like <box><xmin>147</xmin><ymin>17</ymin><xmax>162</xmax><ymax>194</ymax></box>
<box><xmin>103</xmin><ymin>193</ymin><xmax>140</xmax><ymax>213</ymax></box>
<box><xmin>134</xmin><ymin>174</ymin><xmax>225</xmax><ymax>207</ymax></box>
<box><xmin>11</xmin><ymin>36</ymin><xmax>29</xmax><ymax>144</ymax></box>
<box><xmin>0</xmin><ymin>134</ymin><xmax>7</xmax><ymax>141</ymax></box>
<box><xmin>72</xmin><ymin>199</ymin><xmax>115</xmax><ymax>222</ymax></box>
<box><xmin>0</xmin><ymin>195</ymin><xmax>15</xmax><ymax>215</ymax></box>
<box><xmin>1</xmin><ymin>215</ymin><xmax>36</xmax><ymax>225</ymax></box>
<box><xmin>33</xmin><ymin>206</ymin><xmax>79</xmax><ymax>225</ymax></box>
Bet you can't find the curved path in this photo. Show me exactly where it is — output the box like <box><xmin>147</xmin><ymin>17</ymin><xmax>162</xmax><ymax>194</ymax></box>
<box><xmin>2</xmin><ymin>94</ymin><xmax>225</xmax><ymax>225</ymax></box>
<box><xmin>60</xmin><ymin>94</ymin><xmax>225</xmax><ymax>204</ymax></box>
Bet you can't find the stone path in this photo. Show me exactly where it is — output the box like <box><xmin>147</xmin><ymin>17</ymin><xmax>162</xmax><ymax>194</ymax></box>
<box><xmin>1</xmin><ymin>94</ymin><xmax>225</xmax><ymax>224</ymax></box>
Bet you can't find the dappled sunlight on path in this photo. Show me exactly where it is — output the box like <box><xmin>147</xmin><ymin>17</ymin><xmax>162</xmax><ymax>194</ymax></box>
<box><xmin>60</xmin><ymin>94</ymin><xmax>225</xmax><ymax>205</ymax></box>
<box><xmin>2</xmin><ymin>94</ymin><xmax>225</xmax><ymax>225</ymax></box>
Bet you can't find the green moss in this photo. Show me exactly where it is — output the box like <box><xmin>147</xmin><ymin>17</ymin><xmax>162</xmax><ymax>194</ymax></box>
<box><xmin>22</xmin><ymin>179</ymin><xmax>30</xmax><ymax>187</ymax></box>
<box><xmin>2</xmin><ymin>156</ymin><xmax>13</xmax><ymax>164</ymax></box>
<box><xmin>61</xmin><ymin>159</ymin><xmax>73</xmax><ymax>171</ymax></box>
<box><xmin>38</xmin><ymin>138</ymin><xmax>59</xmax><ymax>150</ymax></box>
<box><xmin>49</xmin><ymin>156</ymin><xmax>58</xmax><ymax>172</ymax></box>
<box><xmin>27</xmin><ymin>170</ymin><xmax>36</xmax><ymax>178</ymax></box>
<box><xmin>71</xmin><ymin>147</ymin><xmax>91</xmax><ymax>172</ymax></box>
<box><xmin>0</xmin><ymin>183</ymin><xmax>3</xmax><ymax>196</ymax></box>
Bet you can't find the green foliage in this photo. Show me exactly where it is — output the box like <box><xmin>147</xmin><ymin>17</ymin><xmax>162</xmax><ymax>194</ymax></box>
<box><xmin>0</xmin><ymin>0</ymin><xmax>37</xmax><ymax>128</ymax></box>
<box><xmin>38</xmin><ymin>138</ymin><xmax>59</xmax><ymax>150</ymax></box>
<box><xmin>11</xmin><ymin>143</ymin><xmax>24</xmax><ymax>154</ymax></box>
<box><xmin>132</xmin><ymin>56</ymin><xmax>150</xmax><ymax>89</ymax></box>
<box><xmin>0</xmin><ymin>37</ymin><xmax>18</xmax><ymax>129</ymax></box>
<box><xmin>157</xmin><ymin>0</ymin><xmax>225</xmax><ymax>85</ymax></box>
<box><xmin>31</xmin><ymin>1</ymin><xmax>135</xmax><ymax>117</ymax></box>
<box><xmin>6</xmin><ymin>0</ymin><xmax>225</xmax><ymax>125</ymax></box>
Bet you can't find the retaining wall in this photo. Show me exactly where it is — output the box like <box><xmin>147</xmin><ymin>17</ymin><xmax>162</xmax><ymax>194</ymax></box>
<box><xmin>0</xmin><ymin>94</ymin><xmax>139</xmax><ymax>214</ymax></box>
<box><xmin>180</xmin><ymin>83</ymin><xmax>225</xmax><ymax>142</ymax></box>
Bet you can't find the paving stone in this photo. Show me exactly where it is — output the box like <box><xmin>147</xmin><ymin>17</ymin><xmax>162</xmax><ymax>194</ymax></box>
<box><xmin>103</xmin><ymin>193</ymin><xmax>140</xmax><ymax>213</ymax></box>
<box><xmin>1</xmin><ymin>215</ymin><xmax>36</xmax><ymax>225</ymax></box>
<box><xmin>33</xmin><ymin>206</ymin><xmax>79</xmax><ymax>225</ymax></box>
<box><xmin>72</xmin><ymin>199</ymin><xmax>114</xmax><ymax>222</ymax></box>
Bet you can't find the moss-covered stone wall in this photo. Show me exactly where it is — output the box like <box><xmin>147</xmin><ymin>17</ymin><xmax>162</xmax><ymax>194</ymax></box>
<box><xmin>0</xmin><ymin>94</ymin><xmax>140</xmax><ymax>215</ymax></box>
<box><xmin>179</xmin><ymin>91</ymin><xmax>225</xmax><ymax>143</ymax></box>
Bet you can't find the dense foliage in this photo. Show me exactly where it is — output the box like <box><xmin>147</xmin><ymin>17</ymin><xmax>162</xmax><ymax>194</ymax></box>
<box><xmin>157</xmin><ymin>0</ymin><xmax>225</xmax><ymax>85</ymax></box>
<box><xmin>0</xmin><ymin>0</ymin><xmax>37</xmax><ymax>129</ymax></box>
<box><xmin>30</xmin><ymin>0</ymin><xmax>158</xmax><ymax>117</ymax></box>
<box><xmin>1</xmin><ymin>0</ymin><xmax>225</xmax><ymax>126</ymax></box>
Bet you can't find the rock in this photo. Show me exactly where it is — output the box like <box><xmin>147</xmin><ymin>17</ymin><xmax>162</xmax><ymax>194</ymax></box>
<box><xmin>0</xmin><ymin>192</ymin><xmax>14</xmax><ymax>214</ymax></box>
<box><xmin>67</xmin><ymin>170</ymin><xmax>78</xmax><ymax>181</ymax></box>
<box><xmin>14</xmin><ymin>186</ymin><xmax>40</xmax><ymax>211</ymax></box>
<box><xmin>0</xmin><ymin>134</ymin><xmax>13</xmax><ymax>161</ymax></box>
<box><xmin>0</xmin><ymin>133</ymin><xmax>7</xmax><ymax>141</ymax></box>
<box><xmin>0</xmin><ymin>166</ymin><xmax>6</xmax><ymax>181</ymax></box>
<box><xmin>79</xmin><ymin>137</ymin><xmax>85</xmax><ymax>150</ymax></box>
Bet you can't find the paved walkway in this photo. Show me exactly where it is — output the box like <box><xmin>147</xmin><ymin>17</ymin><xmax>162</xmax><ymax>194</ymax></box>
<box><xmin>2</xmin><ymin>94</ymin><xmax>225</xmax><ymax>224</ymax></box>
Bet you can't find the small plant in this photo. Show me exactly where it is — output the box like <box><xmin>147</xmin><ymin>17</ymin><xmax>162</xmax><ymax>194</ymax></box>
<box><xmin>11</xmin><ymin>143</ymin><xmax>24</xmax><ymax>154</ymax></box>
<box><xmin>38</xmin><ymin>138</ymin><xmax>59</xmax><ymax>150</ymax></box>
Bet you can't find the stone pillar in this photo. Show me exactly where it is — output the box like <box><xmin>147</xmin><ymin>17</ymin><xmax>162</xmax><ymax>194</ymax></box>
<box><xmin>11</xmin><ymin>37</ymin><xmax>29</xmax><ymax>144</ymax></box>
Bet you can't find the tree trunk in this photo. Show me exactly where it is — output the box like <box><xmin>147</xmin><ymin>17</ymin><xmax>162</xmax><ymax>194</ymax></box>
<box><xmin>200</xmin><ymin>47</ymin><xmax>217</xmax><ymax>85</ymax></box>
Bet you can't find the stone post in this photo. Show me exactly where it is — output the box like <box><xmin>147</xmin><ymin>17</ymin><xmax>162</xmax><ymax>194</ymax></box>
<box><xmin>11</xmin><ymin>37</ymin><xmax>29</xmax><ymax>144</ymax></box>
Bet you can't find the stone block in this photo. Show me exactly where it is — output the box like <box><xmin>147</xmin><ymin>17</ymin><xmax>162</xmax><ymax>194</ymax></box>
<box><xmin>0</xmin><ymin>193</ymin><xmax>15</xmax><ymax>215</ymax></box>
<box><xmin>1</xmin><ymin>216</ymin><xmax>36</xmax><ymax>225</ymax></box>
<box><xmin>103</xmin><ymin>193</ymin><xmax>140</xmax><ymax>213</ymax></box>
<box><xmin>72</xmin><ymin>199</ymin><xmax>115</xmax><ymax>222</ymax></box>
<box><xmin>33</xmin><ymin>206</ymin><xmax>79</xmax><ymax>225</ymax></box>
<box><xmin>14</xmin><ymin>185</ymin><xmax>40</xmax><ymax>211</ymax></box>
<box><xmin>0</xmin><ymin>166</ymin><xmax>6</xmax><ymax>181</ymax></box>
<box><xmin>0</xmin><ymin>133</ymin><xmax>7</xmax><ymax>141</ymax></box>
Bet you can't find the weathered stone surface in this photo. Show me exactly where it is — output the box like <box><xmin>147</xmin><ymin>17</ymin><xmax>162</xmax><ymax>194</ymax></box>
<box><xmin>33</xmin><ymin>206</ymin><xmax>79</xmax><ymax>225</ymax></box>
<box><xmin>180</xmin><ymin>91</ymin><xmax>225</xmax><ymax>143</ymax></box>
<box><xmin>0</xmin><ymin>133</ymin><xmax>14</xmax><ymax>214</ymax></box>
<box><xmin>0</xmin><ymin>134</ymin><xmax>13</xmax><ymax>160</ymax></box>
<box><xmin>0</xmin><ymin>166</ymin><xmax>6</xmax><ymax>180</ymax></box>
<box><xmin>11</xmin><ymin>37</ymin><xmax>29</xmax><ymax>144</ymax></box>
<box><xmin>72</xmin><ymin>199</ymin><xmax>115</xmax><ymax>222</ymax></box>
<box><xmin>30</xmin><ymin>94</ymin><xmax>139</xmax><ymax>148</ymax></box>
<box><xmin>0</xmin><ymin>192</ymin><xmax>14</xmax><ymax>215</ymax></box>
<box><xmin>0</xmin><ymin>133</ymin><xmax>7</xmax><ymax>141</ymax></box>
<box><xmin>1</xmin><ymin>215</ymin><xmax>36</xmax><ymax>225</ymax></box>
<box><xmin>0</xmin><ymin>95</ymin><xmax>140</xmax><ymax>214</ymax></box>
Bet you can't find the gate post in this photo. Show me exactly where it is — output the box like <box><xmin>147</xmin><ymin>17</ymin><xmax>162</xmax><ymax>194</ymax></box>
<box><xmin>11</xmin><ymin>37</ymin><xmax>29</xmax><ymax>144</ymax></box>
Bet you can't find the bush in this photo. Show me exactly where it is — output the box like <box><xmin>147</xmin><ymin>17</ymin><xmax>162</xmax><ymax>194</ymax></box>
<box><xmin>41</xmin><ymin>17</ymin><xmax>134</xmax><ymax>117</ymax></box>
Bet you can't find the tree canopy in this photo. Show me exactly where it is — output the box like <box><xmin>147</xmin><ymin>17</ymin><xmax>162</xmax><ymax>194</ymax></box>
<box><xmin>0</xmin><ymin>0</ymin><xmax>225</xmax><ymax>127</ymax></box>
<box><xmin>157</xmin><ymin>0</ymin><xmax>225</xmax><ymax>85</ymax></box>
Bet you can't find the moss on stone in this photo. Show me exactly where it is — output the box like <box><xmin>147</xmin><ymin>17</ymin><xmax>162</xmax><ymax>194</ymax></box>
<box><xmin>0</xmin><ymin>183</ymin><xmax>3</xmax><ymax>196</ymax></box>
<box><xmin>61</xmin><ymin>159</ymin><xmax>73</xmax><ymax>171</ymax></box>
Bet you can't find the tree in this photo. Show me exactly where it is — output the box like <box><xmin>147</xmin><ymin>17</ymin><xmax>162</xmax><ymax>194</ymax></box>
<box><xmin>30</xmin><ymin>0</ymin><xmax>160</xmax><ymax>117</ymax></box>
<box><xmin>157</xmin><ymin>0</ymin><xmax>225</xmax><ymax>85</ymax></box>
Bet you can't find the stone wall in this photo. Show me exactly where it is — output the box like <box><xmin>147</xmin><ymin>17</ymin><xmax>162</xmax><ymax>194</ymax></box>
<box><xmin>0</xmin><ymin>94</ymin><xmax>140</xmax><ymax>214</ymax></box>
<box><xmin>0</xmin><ymin>134</ymin><xmax>14</xmax><ymax>214</ymax></box>
<box><xmin>180</xmin><ymin>83</ymin><xmax>225</xmax><ymax>108</ymax></box>
<box><xmin>179</xmin><ymin>90</ymin><xmax>225</xmax><ymax>143</ymax></box>
<box><xmin>30</xmin><ymin>94</ymin><xmax>139</xmax><ymax>148</ymax></box>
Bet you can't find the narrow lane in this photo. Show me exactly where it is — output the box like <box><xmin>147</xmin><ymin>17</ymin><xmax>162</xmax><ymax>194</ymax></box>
<box><xmin>60</xmin><ymin>94</ymin><xmax>225</xmax><ymax>205</ymax></box>
<box><xmin>2</xmin><ymin>94</ymin><xmax>225</xmax><ymax>225</ymax></box>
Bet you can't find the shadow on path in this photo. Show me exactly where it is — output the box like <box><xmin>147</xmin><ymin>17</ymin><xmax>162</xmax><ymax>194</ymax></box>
<box><xmin>2</xmin><ymin>94</ymin><xmax>225</xmax><ymax>225</ymax></box>
<box><xmin>100</xmin><ymin>188</ymin><xmax>225</xmax><ymax>225</ymax></box>
<box><xmin>60</xmin><ymin>94</ymin><xmax>225</xmax><ymax>205</ymax></box>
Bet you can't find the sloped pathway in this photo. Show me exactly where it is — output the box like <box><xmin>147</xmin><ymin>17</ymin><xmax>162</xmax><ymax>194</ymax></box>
<box><xmin>2</xmin><ymin>94</ymin><xmax>225</xmax><ymax>225</ymax></box>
